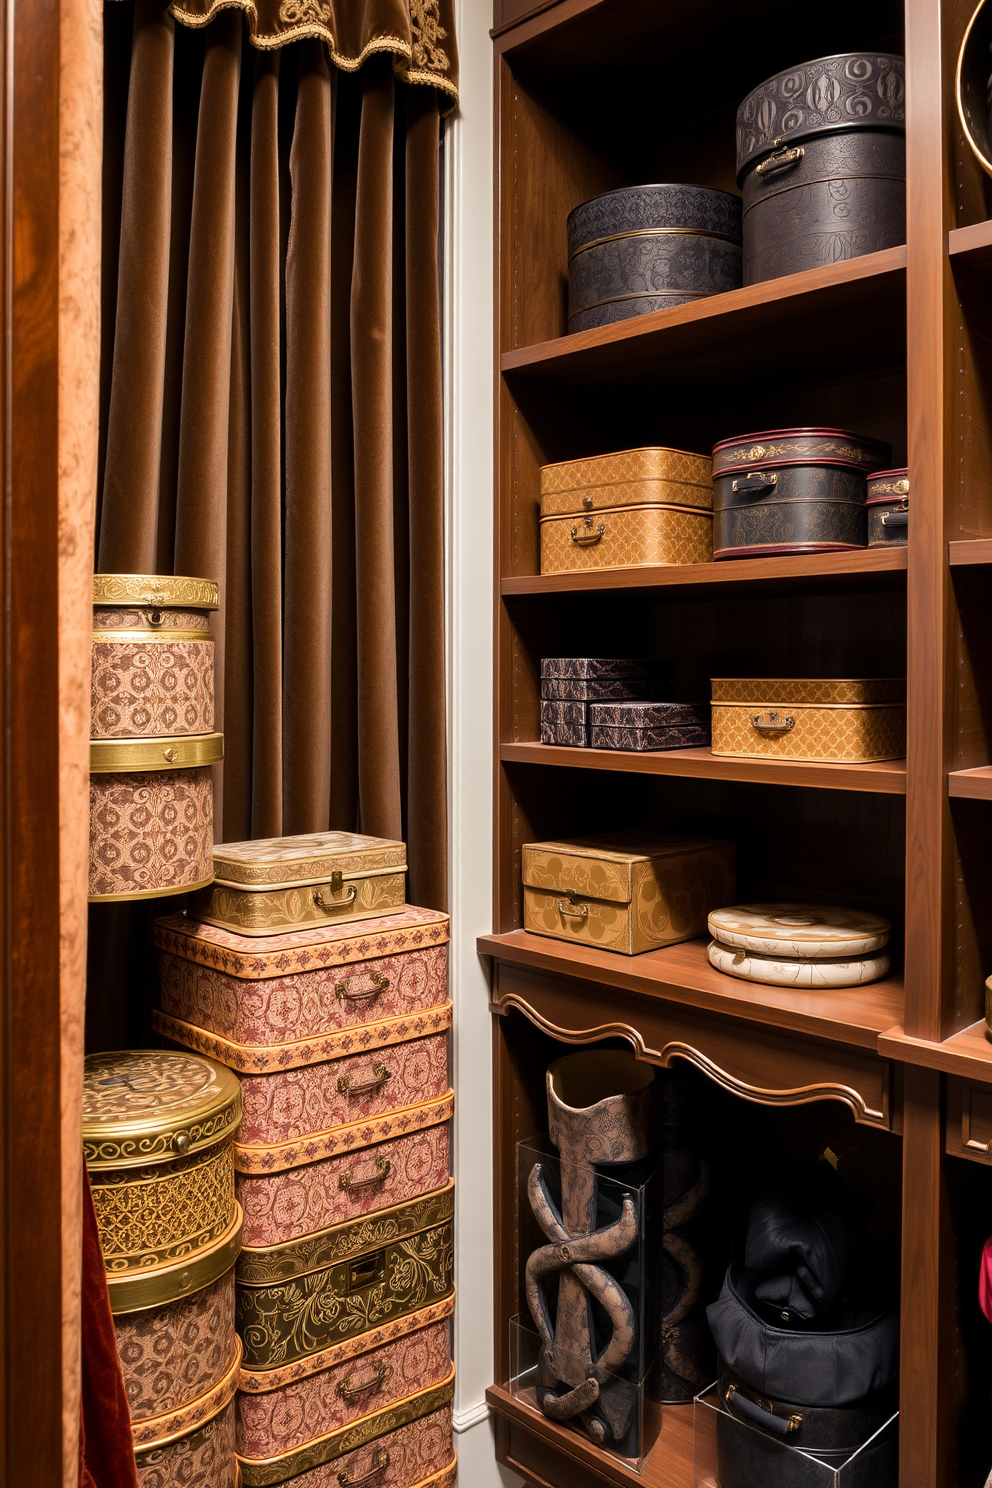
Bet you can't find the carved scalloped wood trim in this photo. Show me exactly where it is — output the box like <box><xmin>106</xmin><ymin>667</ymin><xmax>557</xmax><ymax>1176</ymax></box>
<box><xmin>492</xmin><ymin>991</ymin><xmax>884</xmax><ymax>1124</ymax></box>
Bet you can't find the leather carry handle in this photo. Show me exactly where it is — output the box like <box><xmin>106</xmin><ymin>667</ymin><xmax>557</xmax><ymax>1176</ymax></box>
<box><xmin>750</xmin><ymin>710</ymin><xmax>795</xmax><ymax>735</ymax></box>
<box><xmin>339</xmin><ymin>1156</ymin><xmax>391</xmax><ymax>1193</ymax></box>
<box><xmin>338</xmin><ymin>1449</ymin><xmax>389</xmax><ymax>1486</ymax></box>
<box><xmin>557</xmin><ymin>899</ymin><xmax>589</xmax><ymax>921</ymax></box>
<box><xmin>335</xmin><ymin>971</ymin><xmax>390</xmax><ymax>1004</ymax></box>
<box><xmin>336</xmin><ymin>1363</ymin><xmax>390</xmax><ymax>1400</ymax></box>
<box><xmin>337</xmin><ymin>1063</ymin><xmax>391</xmax><ymax>1097</ymax></box>
<box><xmin>725</xmin><ymin>1383</ymin><xmax>801</xmax><ymax>1437</ymax></box>
<box><xmin>880</xmin><ymin>508</ymin><xmax>909</xmax><ymax>528</ymax></box>
<box><xmin>570</xmin><ymin>516</ymin><xmax>606</xmax><ymax>546</ymax></box>
<box><xmin>731</xmin><ymin>471</ymin><xmax>779</xmax><ymax>496</ymax></box>
<box><xmin>754</xmin><ymin>144</ymin><xmax>805</xmax><ymax>176</ymax></box>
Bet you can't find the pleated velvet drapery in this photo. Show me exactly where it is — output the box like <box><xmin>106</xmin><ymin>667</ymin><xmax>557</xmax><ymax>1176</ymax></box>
<box><xmin>97</xmin><ymin>0</ymin><xmax>455</xmax><ymax>909</ymax></box>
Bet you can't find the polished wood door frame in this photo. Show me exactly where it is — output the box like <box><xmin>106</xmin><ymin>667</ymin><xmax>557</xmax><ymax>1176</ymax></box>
<box><xmin>0</xmin><ymin>0</ymin><xmax>63</xmax><ymax>1481</ymax></box>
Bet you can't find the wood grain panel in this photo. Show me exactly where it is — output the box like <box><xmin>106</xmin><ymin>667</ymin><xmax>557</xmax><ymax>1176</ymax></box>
<box><xmin>945</xmin><ymin>1076</ymin><xmax>992</xmax><ymax>1163</ymax></box>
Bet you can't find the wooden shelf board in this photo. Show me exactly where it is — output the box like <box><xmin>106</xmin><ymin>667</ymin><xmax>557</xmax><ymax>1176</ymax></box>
<box><xmin>488</xmin><ymin>1384</ymin><xmax>695</xmax><ymax>1488</ymax></box>
<box><xmin>949</xmin><ymin>538</ymin><xmax>992</xmax><ymax>566</ymax></box>
<box><xmin>500</xmin><ymin>741</ymin><xmax>907</xmax><ymax>795</ymax></box>
<box><xmin>502</xmin><ymin>547</ymin><xmax>908</xmax><ymax>598</ymax></box>
<box><xmin>500</xmin><ymin>247</ymin><xmax>907</xmax><ymax>389</ymax></box>
<box><xmin>878</xmin><ymin>1021</ymin><xmax>992</xmax><ymax>1084</ymax></box>
<box><xmin>949</xmin><ymin>219</ymin><xmax>992</xmax><ymax>272</ymax></box>
<box><xmin>947</xmin><ymin>766</ymin><xmax>992</xmax><ymax>800</ymax></box>
<box><xmin>479</xmin><ymin>930</ymin><xmax>903</xmax><ymax>1051</ymax></box>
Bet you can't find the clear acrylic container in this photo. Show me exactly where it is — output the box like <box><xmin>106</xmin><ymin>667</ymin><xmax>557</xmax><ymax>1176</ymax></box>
<box><xmin>694</xmin><ymin>1383</ymin><xmax>899</xmax><ymax>1487</ymax></box>
<box><xmin>512</xmin><ymin>1136</ymin><xmax>662</xmax><ymax>1468</ymax></box>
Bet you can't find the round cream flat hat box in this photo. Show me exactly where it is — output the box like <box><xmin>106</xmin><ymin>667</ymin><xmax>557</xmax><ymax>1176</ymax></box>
<box><xmin>708</xmin><ymin>939</ymin><xmax>891</xmax><ymax>989</ymax></box>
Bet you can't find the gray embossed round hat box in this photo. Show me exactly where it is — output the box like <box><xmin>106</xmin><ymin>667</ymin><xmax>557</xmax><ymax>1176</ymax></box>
<box><xmin>566</xmin><ymin>184</ymin><xmax>742</xmax><ymax>333</ymax></box>
<box><xmin>737</xmin><ymin>53</ymin><xmax>905</xmax><ymax>286</ymax></box>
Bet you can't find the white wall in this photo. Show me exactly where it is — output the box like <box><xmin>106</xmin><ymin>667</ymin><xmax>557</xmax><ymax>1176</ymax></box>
<box><xmin>444</xmin><ymin>2</ymin><xmax>524</xmax><ymax>1483</ymax></box>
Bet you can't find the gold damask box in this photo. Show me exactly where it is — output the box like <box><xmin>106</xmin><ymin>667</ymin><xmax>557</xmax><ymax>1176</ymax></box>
<box><xmin>522</xmin><ymin>833</ymin><xmax>735</xmax><ymax>956</ymax></box>
<box><xmin>189</xmin><ymin>831</ymin><xmax>407</xmax><ymax>936</ymax></box>
<box><xmin>710</xmin><ymin>678</ymin><xmax>906</xmax><ymax>764</ymax></box>
<box><xmin>539</xmin><ymin>446</ymin><xmax>713</xmax><ymax>574</ymax></box>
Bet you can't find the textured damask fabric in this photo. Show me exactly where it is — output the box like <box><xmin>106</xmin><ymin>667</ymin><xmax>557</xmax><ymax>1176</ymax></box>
<box><xmin>115</xmin><ymin>1272</ymin><xmax>236</xmax><ymax>1422</ymax></box>
<box><xmin>135</xmin><ymin>1401</ymin><xmax>237</xmax><ymax>1488</ymax></box>
<box><xmin>273</xmin><ymin>1405</ymin><xmax>453</xmax><ymax>1488</ymax></box>
<box><xmin>88</xmin><ymin>767</ymin><xmax>214</xmax><ymax>898</ymax></box>
<box><xmin>91</xmin><ymin>638</ymin><xmax>215</xmax><ymax>737</ymax></box>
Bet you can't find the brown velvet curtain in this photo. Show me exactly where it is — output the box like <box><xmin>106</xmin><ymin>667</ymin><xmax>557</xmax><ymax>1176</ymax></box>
<box><xmin>97</xmin><ymin>0</ymin><xmax>452</xmax><ymax>909</ymax></box>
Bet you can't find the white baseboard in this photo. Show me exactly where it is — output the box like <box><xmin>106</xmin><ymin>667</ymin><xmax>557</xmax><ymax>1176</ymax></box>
<box><xmin>453</xmin><ymin>1397</ymin><xmax>491</xmax><ymax>1434</ymax></box>
<box><xmin>452</xmin><ymin>1408</ymin><xmax>525</xmax><ymax>1486</ymax></box>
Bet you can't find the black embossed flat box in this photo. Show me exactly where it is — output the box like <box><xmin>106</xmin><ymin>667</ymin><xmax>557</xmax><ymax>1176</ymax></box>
<box><xmin>867</xmin><ymin>468</ymin><xmax>909</xmax><ymax>547</ymax></box>
<box><xmin>566</xmin><ymin>185</ymin><xmax>742</xmax><ymax>334</ymax></box>
<box><xmin>540</xmin><ymin>701</ymin><xmax>588</xmax><ymax>747</ymax></box>
<box><xmin>588</xmin><ymin>702</ymin><xmax>710</xmax><ymax>752</ymax></box>
<box><xmin>737</xmin><ymin>53</ymin><xmax>905</xmax><ymax>286</ymax></box>
<box><xmin>712</xmin><ymin>427</ymin><xmax>890</xmax><ymax>560</ymax></box>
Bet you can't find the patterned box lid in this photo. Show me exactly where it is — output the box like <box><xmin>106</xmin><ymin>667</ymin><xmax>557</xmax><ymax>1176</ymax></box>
<box><xmin>212</xmin><ymin>831</ymin><xmax>406</xmax><ymax>890</ymax></box>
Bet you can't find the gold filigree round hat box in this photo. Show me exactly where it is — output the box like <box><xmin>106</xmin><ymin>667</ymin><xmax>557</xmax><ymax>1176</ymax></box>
<box><xmin>707</xmin><ymin>903</ymin><xmax>892</xmax><ymax>989</ymax></box>
<box><xmin>84</xmin><ymin>1050</ymin><xmax>241</xmax><ymax>1299</ymax></box>
<box><xmin>92</xmin><ymin>574</ymin><xmax>218</xmax><ymax>741</ymax></box>
<box><xmin>89</xmin><ymin>574</ymin><xmax>223</xmax><ymax>903</ymax></box>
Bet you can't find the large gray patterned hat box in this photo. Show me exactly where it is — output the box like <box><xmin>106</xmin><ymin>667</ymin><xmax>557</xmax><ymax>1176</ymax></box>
<box><xmin>566</xmin><ymin>184</ymin><xmax>742</xmax><ymax>333</ymax></box>
<box><xmin>737</xmin><ymin>53</ymin><xmax>905</xmax><ymax>286</ymax></box>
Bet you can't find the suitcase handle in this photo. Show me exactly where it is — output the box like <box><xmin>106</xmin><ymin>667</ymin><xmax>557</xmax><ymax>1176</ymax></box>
<box><xmin>750</xmin><ymin>710</ymin><xmax>795</xmax><ymax>735</ymax></box>
<box><xmin>725</xmin><ymin>1382</ymin><xmax>802</xmax><ymax>1436</ymax></box>
<box><xmin>337</xmin><ymin>1362</ymin><xmax>390</xmax><ymax>1400</ymax></box>
<box><xmin>557</xmin><ymin>899</ymin><xmax>589</xmax><ymax>922</ymax></box>
<box><xmin>335</xmin><ymin>971</ymin><xmax>390</xmax><ymax>1004</ymax></box>
<box><xmin>570</xmin><ymin>515</ymin><xmax>606</xmax><ymax>546</ymax></box>
<box><xmin>312</xmin><ymin>884</ymin><xmax>358</xmax><ymax>913</ymax></box>
<box><xmin>337</xmin><ymin>1062</ymin><xmax>392</xmax><ymax>1097</ymax></box>
<box><xmin>731</xmin><ymin>471</ymin><xmax>779</xmax><ymax>495</ymax></box>
<box><xmin>754</xmin><ymin>144</ymin><xmax>805</xmax><ymax>177</ymax></box>
<box><xmin>338</xmin><ymin>1448</ymin><xmax>389</xmax><ymax>1486</ymax></box>
<box><xmin>880</xmin><ymin>507</ymin><xmax>909</xmax><ymax>528</ymax></box>
<box><xmin>339</xmin><ymin>1156</ymin><xmax>391</xmax><ymax>1193</ymax></box>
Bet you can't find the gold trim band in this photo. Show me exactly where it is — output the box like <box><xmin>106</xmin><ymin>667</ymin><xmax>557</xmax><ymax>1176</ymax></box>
<box><xmin>93</xmin><ymin>573</ymin><xmax>219</xmax><ymax>609</ymax></box>
<box><xmin>569</xmin><ymin>225</ymin><xmax>742</xmax><ymax>260</ymax></box>
<box><xmin>92</xmin><ymin>629</ymin><xmax>214</xmax><ymax>644</ymax></box>
<box><xmin>108</xmin><ymin>1206</ymin><xmax>242</xmax><ymax>1314</ymax></box>
<box><xmin>232</xmin><ymin>1090</ymin><xmax>455</xmax><ymax>1175</ymax></box>
<box><xmin>569</xmin><ymin>288</ymin><xmax>713</xmax><ymax>319</ymax></box>
<box><xmin>131</xmin><ymin>1338</ymin><xmax>242</xmax><ymax>1450</ymax></box>
<box><xmin>89</xmin><ymin>872</ymin><xmax>216</xmax><ymax>905</ymax></box>
<box><xmin>236</xmin><ymin>1369</ymin><xmax>455</xmax><ymax>1488</ymax></box>
<box><xmin>90</xmin><ymin>732</ymin><xmax>224</xmax><ymax>774</ymax></box>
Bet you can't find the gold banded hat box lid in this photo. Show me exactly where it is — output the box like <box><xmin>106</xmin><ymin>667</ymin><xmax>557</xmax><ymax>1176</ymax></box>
<box><xmin>566</xmin><ymin>184</ymin><xmax>742</xmax><ymax>334</ymax></box>
<box><xmin>958</xmin><ymin>0</ymin><xmax>992</xmax><ymax>177</ymax></box>
<box><xmin>83</xmin><ymin>1050</ymin><xmax>242</xmax><ymax>1313</ymax></box>
<box><xmin>189</xmin><ymin>831</ymin><xmax>408</xmax><ymax>936</ymax></box>
<box><xmin>522</xmin><ymin>832</ymin><xmax>735</xmax><ymax>956</ymax></box>
<box><xmin>710</xmin><ymin>677</ymin><xmax>906</xmax><ymax>764</ymax></box>
<box><xmin>867</xmin><ymin>467</ymin><xmax>909</xmax><ymax>548</ymax></box>
<box><xmin>92</xmin><ymin>573</ymin><xmax>219</xmax><ymax>741</ymax></box>
<box><xmin>539</xmin><ymin>446</ymin><xmax>713</xmax><ymax>574</ymax></box>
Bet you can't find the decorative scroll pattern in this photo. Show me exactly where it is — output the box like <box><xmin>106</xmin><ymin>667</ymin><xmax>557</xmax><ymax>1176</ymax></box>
<box><xmin>737</xmin><ymin>53</ymin><xmax>905</xmax><ymax>174</ymax></box>
<box><xmin>236</xmin><ymin>1318</ymin><xmax>450</xmax><ymax>1459</ymax></box>
<box><xmin>130</xmin><ymin>1341</ymin><xmax>242</xmax><ymax>1450</ymax></box>
<box><xmin>238</xmin><ymin>1397</ymin><xmax>453</xmax><ymax>1488</ymax></box>
<box><xmin>191</xmin><ymin>873</ymin><xmax>406</xmax><ymax>936</ymax></box>
<box><xmin>91</xmin><ymin>638</ymin><xmax>214</xmax><ymax>738</ymax></box>
<box><xmin>83</xmin><ymin>1050</ymin><xmax>240</xmax><ymax>1165</ymax></box>
<box><xmin>233</xmin><ymin>1092</ymin><xmax>455</xmax><ymax>1176</ymax></box>
<box><xmin>236</xmin><ymin>1123</ymin><xmax>449</xmax><ymax>1245</ymax></box>
<box><xmin>89</xmin><ymin>767</ymin><xmax>213</xmax><ymax>899</ymax></box>
<box><xmin>94</xmin><ymin>607</ymin><xmax>212</xmax><ymax>633</ymax></box>
<box><xmin>92</xmin><ymin>1144</ymin><xmax>237</xmax><ymax>1274</ymax></box>
<box><xmin>212</xmin><ymin>832</ymin><xmax>406</xmax><ymax>886</ymax></box>
<box><xmin>116</xmin><ymin>1272</ymin><xmax>236</xmax><ymax>1421</ymax></box>
<box><xmin>236</xmin><ymin>1221</ymin><xmax>454</xmax><ymax>1369</ymax></box>
<box><xmin>93</xmin><ymin>574</ymin><xmax>219</xmax><ymax>609</ymax></box>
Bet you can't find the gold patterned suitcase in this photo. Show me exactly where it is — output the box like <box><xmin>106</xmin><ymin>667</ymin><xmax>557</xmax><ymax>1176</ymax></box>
<box><xmin>236</xmin><ymin>1183</ymin><xmax>455</xmax><ymax>1373</ymax></box>
<box><xmin>710</xmin><ymin>678</ymin><xmax>906</xmax><ymax>764</ymax></box>
<box><xmin>539</xmin><ymin>446</ymin><xmax>713</xmax><ymax>574</ymax></box>
<box><xmin>522</xmin><ymin>833</ymin><xmax>735</xmax><ymax>955</ymax></box>
<box><xmin>189</xmin><ymin>833</ymin><xmax>408</xmax><ymax>936</ymax></box>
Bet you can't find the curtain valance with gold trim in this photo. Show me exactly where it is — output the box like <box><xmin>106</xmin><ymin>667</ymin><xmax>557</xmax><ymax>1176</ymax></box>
<box><xmin>116</xmin><ymin>0</ymin><xmax>458</xmax><ymax>103</ymax></box>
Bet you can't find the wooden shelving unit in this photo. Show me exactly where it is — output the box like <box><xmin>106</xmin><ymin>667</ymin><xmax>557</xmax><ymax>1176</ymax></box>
<box><xmin>483</xmin><ymin>1</ymin><xmax>992</xmax><ymax>1485</ymax></box>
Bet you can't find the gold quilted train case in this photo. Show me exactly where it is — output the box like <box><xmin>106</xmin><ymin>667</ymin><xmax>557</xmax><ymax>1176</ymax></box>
<box><xmin>539</xmin><ymin>446</ymin><xmax>713</xmax><ymax>573</ymax></box>
<box><xmin>710</xmin><ymin>678</ymin><xmax>906</xmax><ymax>764</ymax></box>
<box><xmin>522</xmin><ymin>833</ymin><xmax>735</xmax><ymax>955</ymax></box>
<box><xmin>189</xmin><ymin>832</ymin><xmax>408</xmax><ymax>936</ymax></box>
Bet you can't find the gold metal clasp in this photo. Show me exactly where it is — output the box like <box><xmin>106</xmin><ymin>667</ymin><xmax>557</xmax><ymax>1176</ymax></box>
<box><xmin>750</xmin><ymin>710</ymin><xmax>795</xmax><ymax>735</ymax></box>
